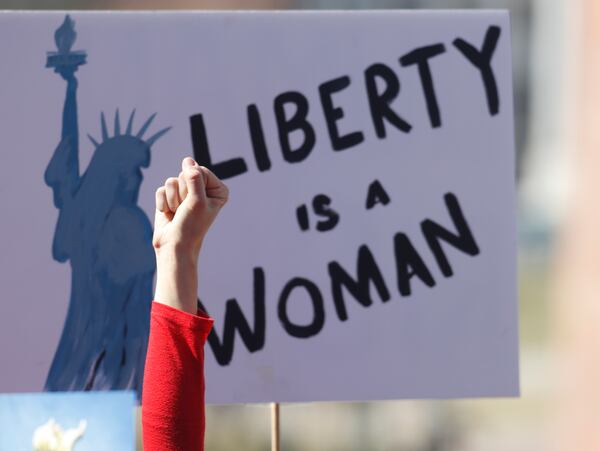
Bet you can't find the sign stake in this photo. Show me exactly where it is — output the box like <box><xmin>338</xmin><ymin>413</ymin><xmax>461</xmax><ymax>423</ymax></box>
<box><xmin>271</xmin><ymin>402</ymin><xmax>280</xmax><ymax>451</ymax></box>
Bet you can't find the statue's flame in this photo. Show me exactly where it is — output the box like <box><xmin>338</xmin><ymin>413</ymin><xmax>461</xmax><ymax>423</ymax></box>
<box><xmin>54</xmin><ymin>15</ymin><xmax>76</xmax><ymax>54</ymax></box>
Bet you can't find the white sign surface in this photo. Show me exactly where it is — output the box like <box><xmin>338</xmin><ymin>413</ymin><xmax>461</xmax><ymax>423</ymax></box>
<box><xmin>0</xmin><ymin>11</ymin><xmax>518</xmax><ymax>403</ymax></box>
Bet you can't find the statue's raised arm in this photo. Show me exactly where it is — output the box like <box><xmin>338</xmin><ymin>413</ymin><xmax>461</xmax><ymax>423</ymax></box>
<box><xmin>44</xmin><ymin>15</ymin><xmax>87</xmax><ymax>261</ymax></box>
<box><xmin>45</xmin><ymin>15</ymin><xmax>86</xmax><ymax>209</ymax></box>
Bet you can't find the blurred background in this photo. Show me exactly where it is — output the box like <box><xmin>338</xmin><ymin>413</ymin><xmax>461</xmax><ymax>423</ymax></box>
<box><xmin>5</xmin><ymin>0</ymin><xmax>598</xmax><ymax>450</ymax></box>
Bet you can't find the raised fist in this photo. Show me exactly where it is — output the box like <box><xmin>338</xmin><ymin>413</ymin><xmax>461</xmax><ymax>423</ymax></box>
<box><xmin>153</xmin><ymin>157</ymin><xmax>229</xmax><ymax>259</ymax></box>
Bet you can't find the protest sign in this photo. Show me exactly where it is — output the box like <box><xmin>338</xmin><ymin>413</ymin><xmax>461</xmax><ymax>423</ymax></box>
<box><xmin>0</xmin><ymin>11</ymin><xmax>518</xmax><ymax>403</ymax></box>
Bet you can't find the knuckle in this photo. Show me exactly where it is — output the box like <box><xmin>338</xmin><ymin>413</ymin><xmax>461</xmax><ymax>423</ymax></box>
<box><xmin>222</xmin><ymin>185</ymin><xmax>230</xmax><ymax>203</ymax></box>
<box><xmin>151</xmin><ymin>234</ymin><xmax>161</xmax><ymax>249</ymax></box>
<box><xmin>186</xmin><ymin>169</ymin><xmax>202</xmax><ymax>181</ymax></box>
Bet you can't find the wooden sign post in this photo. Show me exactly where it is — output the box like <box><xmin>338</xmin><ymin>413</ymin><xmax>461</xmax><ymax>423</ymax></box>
<box><xmin>271</xmin><ymin>403</ymin><xmax>280</xmax><ymax>451</ymax></box>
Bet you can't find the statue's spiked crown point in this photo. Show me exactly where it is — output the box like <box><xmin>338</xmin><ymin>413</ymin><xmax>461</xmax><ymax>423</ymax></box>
<box><xmin>88</xmin><ymin>110</ymin><xmax>171</xmax><ymax>149</ymax></box>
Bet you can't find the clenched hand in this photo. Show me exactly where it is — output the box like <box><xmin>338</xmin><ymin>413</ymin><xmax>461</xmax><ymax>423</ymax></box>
<box><xmin>153</xmin><ymin>157</ymin><xmax>229</xmax><ymax>313</ymax></box>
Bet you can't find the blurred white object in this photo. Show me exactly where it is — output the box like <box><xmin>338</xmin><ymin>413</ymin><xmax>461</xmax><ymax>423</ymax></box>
<box><xmin>32</xmin><ymin>418</ymin><xmax>87</xmax><ymax>451</ymax></box>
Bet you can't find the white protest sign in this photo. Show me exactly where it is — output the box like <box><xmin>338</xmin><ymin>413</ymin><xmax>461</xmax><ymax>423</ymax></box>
<box><xmin>0</xmin><ymin>11</ymin><xmax>518</xmax><ymax>403</ymax></box>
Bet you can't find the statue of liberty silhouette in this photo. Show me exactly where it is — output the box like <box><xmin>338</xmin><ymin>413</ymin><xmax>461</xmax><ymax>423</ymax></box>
<box><xmin>44</xmin><ymin>15</ymin><xmax>170</xmax><ymax>397</ymax></box>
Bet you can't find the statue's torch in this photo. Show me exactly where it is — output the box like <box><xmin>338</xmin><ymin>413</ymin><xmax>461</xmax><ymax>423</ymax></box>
<box><xmin>46</xmin><ymin>15</ymin><xmax>87</xmax><ymax>75</ymax></box>
<box><xmin>44</xmin><ymin>14</ymin><xmax>86</xmax><ymax>195</ymax></box>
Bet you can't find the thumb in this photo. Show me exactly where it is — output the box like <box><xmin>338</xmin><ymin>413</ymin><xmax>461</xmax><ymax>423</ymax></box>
<box><xmin>181</xmin><ymin>157</ymin><xmax>206</xmax><ymax>203</ymax></box>
<box><xmin>201</xmin><ymin>166</ymin><xmax>229</xmax><ymax>204</ymax></box>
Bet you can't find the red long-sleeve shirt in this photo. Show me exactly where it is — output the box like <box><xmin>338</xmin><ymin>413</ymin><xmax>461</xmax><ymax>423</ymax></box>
<box><xmin>142</xmin><ymin>301</ymin><xmax>214</xmax><ymax>451</ymax></box>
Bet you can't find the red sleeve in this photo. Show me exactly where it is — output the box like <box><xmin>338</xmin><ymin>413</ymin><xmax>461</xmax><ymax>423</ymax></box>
<box><xmin>142</xmin><ymin>301</ymin><xmax>214</xmax><ymax>451</ymax></box>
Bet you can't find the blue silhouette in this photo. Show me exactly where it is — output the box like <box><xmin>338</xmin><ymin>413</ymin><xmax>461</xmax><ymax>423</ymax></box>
<box><xmin>44</xmin><ymin>15</ymin><xmax>170</xmax><ymax>398</ymax></box>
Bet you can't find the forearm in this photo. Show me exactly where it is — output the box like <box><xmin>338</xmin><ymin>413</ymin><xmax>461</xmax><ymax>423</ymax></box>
<box><xmin>142</xmin><ymin>302</ymin><xmax>213</xmax><ymax>451</ymax></box>
<box><xmin>154</xmin><ymin>247</ymin><xmax>200</xmax><ymax>314</ymax></box>
<box><xmin>144</xmin><ymin>244</ymin><xmax>212</xmax><ymax>451</ymax></box>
